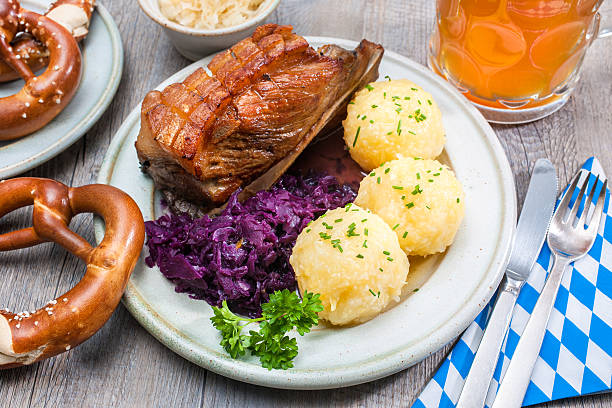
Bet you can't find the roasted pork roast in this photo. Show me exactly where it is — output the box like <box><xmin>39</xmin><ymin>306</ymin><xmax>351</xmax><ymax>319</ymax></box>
<box><xmin>136</xmin><ymin>24</ymin><xmax>383</xmax><ymax>209</ymax></box>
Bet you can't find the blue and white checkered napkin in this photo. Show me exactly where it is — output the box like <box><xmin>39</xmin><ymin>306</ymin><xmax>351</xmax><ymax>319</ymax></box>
<box><xmin>413</xmin><ymin>157</ymin><xmax>611</xmax><ymax>408</ymax></box>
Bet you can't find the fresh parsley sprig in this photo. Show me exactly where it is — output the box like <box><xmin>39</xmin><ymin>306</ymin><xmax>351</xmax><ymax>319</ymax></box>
<box><xmin>210</xmin><ymin>289</ymin><xmax>323</xmax><ymax>370</ymax></box>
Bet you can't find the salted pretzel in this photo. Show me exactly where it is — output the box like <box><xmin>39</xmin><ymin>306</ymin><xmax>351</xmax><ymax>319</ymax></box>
<box><xmin>0</xmin><ymin>0</ymin><xmax>83</xmax><ymax>140</ymax></box>
<box><xmin>0</xmin><ymin>178</ymin><xmax>145</xmax><ymax>369</ymax></box>
<box><xmin>0</xmin><ymin>0</ymin><xmax>95</xmax><ymax>82</ymax></box>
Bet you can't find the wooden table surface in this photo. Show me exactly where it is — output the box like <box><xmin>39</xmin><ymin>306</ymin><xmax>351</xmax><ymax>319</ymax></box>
<box><xmin>1</xmin><ymin>0</ymin><xmax>611</xmax><ymax>406</ymax></box>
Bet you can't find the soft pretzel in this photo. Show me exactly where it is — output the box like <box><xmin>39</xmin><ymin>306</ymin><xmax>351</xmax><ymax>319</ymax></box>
<box><xmin>0</xmin><ymin>0</ymin><xmax>83</xmax><ymax>140</ymax></box>
<box><xmin>0</xmin><ymin>178</ymin><xmax>145</xmax><ymax>369</ymax></box>
<box><xmin>0</xmin><ymin>0</ymin><xmax>94</xmax><ymax>82</ymax></box>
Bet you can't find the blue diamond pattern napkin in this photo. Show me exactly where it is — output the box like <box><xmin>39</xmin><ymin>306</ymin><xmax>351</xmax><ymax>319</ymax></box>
<box><xmin>413</xmin><ymin>157</ymin><xmax>611</xmax><ymax>408</ymax></box>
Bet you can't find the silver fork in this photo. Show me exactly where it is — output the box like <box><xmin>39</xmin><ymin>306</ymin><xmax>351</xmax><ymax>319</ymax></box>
<box><xmin>492</xmin><ymin>169</ymin><xmax>608</xmax><ymax>408</ymax></box>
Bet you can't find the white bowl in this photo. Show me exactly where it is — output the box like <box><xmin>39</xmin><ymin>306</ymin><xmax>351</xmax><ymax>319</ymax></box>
<box><xmin>137</xmin><ymin>0</ymin><xmax>281</xmax><ymax>60</ymax></box>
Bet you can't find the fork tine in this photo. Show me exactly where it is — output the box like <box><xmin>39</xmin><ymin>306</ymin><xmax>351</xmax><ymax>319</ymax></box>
<box><xmin>586</xmin><ymin>179</ymin><xmax>607</xmax><ymax>235</ymax></box>
<box><xmin>557</xmin><ymin>170</ymin><xmax>588</xmax><ymax>224</ymax></box>
<box><xmin>568</xmin><ymin>173</ymin><xmax>590</xmax><ymax>222</ymax></box>
<box><xmin>557</xmin><ymin>170</ymin><xmax>582</xmax><ymax>222</ymax></box>
<box><xmin>578</xmin><ymin>174</ymin><xmax>599</xmax><ymax>227</ymax></box>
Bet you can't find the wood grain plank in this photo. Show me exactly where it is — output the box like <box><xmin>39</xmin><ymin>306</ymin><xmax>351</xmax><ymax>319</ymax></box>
<box><xmin>1</xmin><ymin>0</ymin><xmax>611</xmax><ymax>407</ymax></box>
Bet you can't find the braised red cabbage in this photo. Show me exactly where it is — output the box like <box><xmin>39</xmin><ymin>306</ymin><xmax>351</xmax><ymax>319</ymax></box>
<box><xmin>145</xmin><ymin>174</ymin><xmax>356</xmax><ymax>317</ymax></box>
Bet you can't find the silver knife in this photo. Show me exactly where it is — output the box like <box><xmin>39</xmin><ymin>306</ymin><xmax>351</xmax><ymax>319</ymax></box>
<box><xmin>456</xmin><ymin>158</ymin><xmax>557</xmax><ymax>408</ymax></box>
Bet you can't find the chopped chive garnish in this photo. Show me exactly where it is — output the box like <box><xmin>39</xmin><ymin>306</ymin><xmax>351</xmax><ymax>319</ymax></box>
<box><xmin>392</xmin><ymin>223</ymin><xmax>400</xmax><ymax>230</ymax></box>
<box><xmin>457</xmin><ymin>198</ymin><xmax>461</xmax><ymax>203</ymax></box>
<box><xmin>386</xmin><ymin>131</ymin><xmax>393</xmax><ymax>135</ymax></box>
<box><xmin>428</xmin><ymin>179</ymin><xmax>434</xmax><ymax>182</ymax></box>
<box><xmin>356</xmin><ymin>254</ymin><xmax>364</xmax><ymax>259</ymax></box>
<box><xmin>406</xmin><ymin>202</ymin><xmax>414</xmax><ymax>208</ymax></box>
<box><xmin>364</xmin><ymin>228</ymin><xmax>369</xmax><ymax>236</ymax></box>
<box><xmin>418</xmin><ymin>100</ymin><xmax>422</xmax><ymax>105</ymax></box>
<box><xmin>369</xmin><ymin>289</ymin><xmax>377</xmax><ymax>296</ymax></box>
<box><xmin>383</xmin><ymin>250</ymin><xmax>391</xmax><ymax>255</ymax></box>
<box><xmin>411</xmin><ymin>87</ymin><xmax>418</xmax><ymax>91</ymax></box>
<box><xmin>411</xmin><ymin>185</ymin><xmax>423</xmax><ymax>195</ymax></box>
<box><xmin>379</xmin><ymin>268</ymin><xmax>384</xmax><ymax>272</ymax></box>
<box><xmin>369</xmin><ymin>120</ymin><xmax>374</xmax><ymax>124</ymax></box>
<box><xmin>361</xmin><ymin>218</ymin><xmax>368</xmax><ymax>223</ymax></box>
<box><xmin>331</xmin><ymin>239</ymin><xmax>343</xmax><ymax>252</ymax></box>
<box><xmin>377</xmin><ymin>177</ymin><xmax>381</xmax><ymax>184</ymax></box>
<box><xmin>371</xmin><ymin>104</ymin><xmax>378</xmax><ymax>108</ymax></box>
<box><xmin>426</xmin><ymin>205</ymin><xmax>431</xmax><ymax>210</ymax></box>
<box><xmin>392</xmin><ymin>185</ymin><xmax>403</xmax><ymax>190</ymax></box>
<box><xmin>433</xmin><ymin>172</ymin><xmax>440</xmax><ymax>176</ymax></box>
<box><xmin>348</xmin><ymin>101</ymin><xmax>355</xmax><ymax>105</ymax></box>
<box><xmin>365</xmin><ymin>84</ymin><xmax>374</xmax><ymax>91</ymax></box>
<box><xmin>408</xmin><ymin>130</ymin><xmax>416</xmax><ymax>135</ymax></box>
<box><xmin>413</xmin><ymin>288</ymin><xmax>420</xmax><ymax>292</ymax></box>
<box><xmin>387</xmin><ymin>257</ymin><xmax>394</xmax><ymax>262</ymax></box>
<box><xmin>413</xmin><ymin>108</ymin><xmax>427</xmax><ymax>122</ymax></box>
<box><xmin>416</xmin><ymin>172</ymin><xmax>421</xmax><ymax>179</ymax></box>
<box><xmin>370</xmin><ymin>171</ymin><xmax>376</xmax><ymax>177</ymax></box>
<box><xmin>401</xmin><ymin>195</ymin><xmax>406</xmax><ymax>200</ymax></box>
<box><xmin>306</xmin><ymin>228</ymin><xmax>311</xmax><ymax>233</ymax></box>
<box><xmin>384</xmin><ymin>168</ymin><xmax>390</xmax><ymax>174</ymax></box>
<box><xmin>352</xmin><ymin>126</ymin><xmax>361</xmax><ymax>147</ymax></box>
<box><xmin>402</xmin><ymin>231</ymin><xmax>408</xmax><ymax>238</ymax></box>
<box><xmin>363</xmin><ymin>240</ymin><xmax>368</xmax><ymax>248</ymax></box>
<box><xmin>384</xmin><ymin>75</ymin><xmax>391</xmax><ymax>81</ymax></box>
<box><xmin>347</xmin><ymin>222</ymin><xmax>359</xmax><ymax>237</ymax></box>
<box><xmin>427</xmin><ymin>99</ymin><xmax>432</xmax><ymax>105</ymax></box>
<box><xmin>334</xmin><ymin>218</ymin><xmax>343</xmax><ymax>223</ymax></box>
<box><xmin>319</xmin><ymin>232</ymin><xmax>331</xmax><ymax>240</ymax></box>
<box><xmin>383</xmin><ymin>92</ymin><xmax>386</xmax><ymax>98</ymax></box>
<box><xmin>322</xmin><ymin>222</ymin><xmax>333</xmax><ymax>230</ymax></box>
<box><xmin>404</xmin><ymin>96</ymin><xmax>410</xmax><ymax>100</ymax></box>
<box><xmin>397</xmin><ymin>120</ymin><xmax>402</xmax><ymax>135</ymax></box>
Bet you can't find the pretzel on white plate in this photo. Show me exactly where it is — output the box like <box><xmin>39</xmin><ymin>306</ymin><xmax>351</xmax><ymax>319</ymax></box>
<box><xmin>0</xmin><ymin>178</ymin><xmax>144</xmax><ymax>369</ymax></box>
<box><xmin>0</xmin><ymin>0</ymin><xmax>85</xmax><ymax>140</ymax></box>
<box><xmin>0</xmin><ymin>0</ymin><xmax>95</xmax><ymax>82</ymax></box>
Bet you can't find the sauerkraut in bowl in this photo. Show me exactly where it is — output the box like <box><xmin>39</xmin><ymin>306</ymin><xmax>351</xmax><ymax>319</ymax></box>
<box><xmin>158</xmin><ymin>0</ymin><xmax>277</xmax><ymax>30</ymax></box>
<box><xmin>138</xmin><ymin>0</ymin><xmax>280</xmax><ymax>59</ymax></box>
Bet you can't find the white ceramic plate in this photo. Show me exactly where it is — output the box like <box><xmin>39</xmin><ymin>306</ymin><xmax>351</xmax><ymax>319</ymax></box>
<box><xmin>96</xmin><ymin>38</ymin><xmax>516</xmax><ymax>390</ymax></box>
<box><xmin>0</xmin><ymin>0</ymin><xmax>123</xmax><ymax>179</ymax></box>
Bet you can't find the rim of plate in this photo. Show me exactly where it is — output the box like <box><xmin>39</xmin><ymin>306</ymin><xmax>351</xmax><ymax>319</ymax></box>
<box><xmin>97</xmin><ymin>37</ymin><xmax>516</xmax><ymax>390</ymax></box>
<box><xmin>0</xmin><ymin>1</ymin><xmax>123</xmax><ymax>179</ymax></box>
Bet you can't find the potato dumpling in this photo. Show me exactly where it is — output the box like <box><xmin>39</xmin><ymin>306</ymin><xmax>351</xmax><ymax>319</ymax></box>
<box><xmin>355</xmin><ymin>158</ymin><xmax>465</xmax><ymax>256</ymax></box>
<box><xmin>342</xmin><ymin>79</ymin><xmax>445</xmax><ymax>172</ymax></box>
<box><xmin>290</xmin><ymin>204</ymin><xmax>409</xmax><ymax>326</ymax></box>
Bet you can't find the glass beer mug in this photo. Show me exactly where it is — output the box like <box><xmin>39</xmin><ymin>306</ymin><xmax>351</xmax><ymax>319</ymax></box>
<box><xmin>429</xmin><ymin>0</ymin><xmax>611</xmax><ymax>123</ymax></box>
